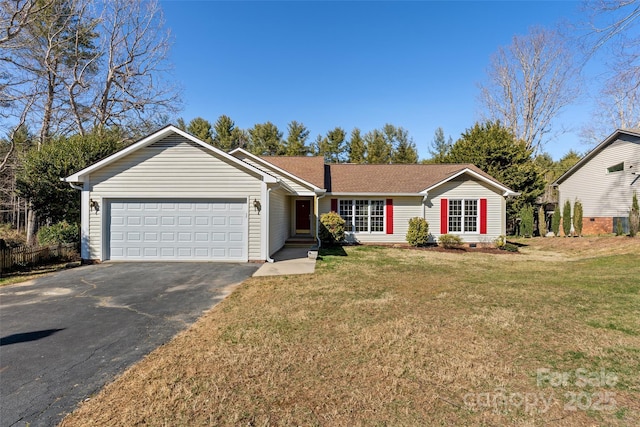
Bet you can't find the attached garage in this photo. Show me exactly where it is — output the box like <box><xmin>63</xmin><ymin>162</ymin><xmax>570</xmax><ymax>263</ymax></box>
<box><xmin>108</xmin><ymin>199</ymin><xmax>247</xmax><ymax>261</ymax></box>
<box><xmin>63</xmin><ymin>126</ymin><xmax>278</xmax><ymax>262</ymax></box>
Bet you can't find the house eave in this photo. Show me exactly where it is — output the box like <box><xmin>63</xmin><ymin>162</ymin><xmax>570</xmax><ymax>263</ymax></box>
<box><xmin>328</xmin><ymin>192</ymin><xmax>421</xmax><ymax>197</ymax></box>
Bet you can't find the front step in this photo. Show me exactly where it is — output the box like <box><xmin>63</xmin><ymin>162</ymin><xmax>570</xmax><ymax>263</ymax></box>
<box><xmin>285</xmin><ymin>236</ymin><xmax>316</xmax><ymax>248</ymax></box>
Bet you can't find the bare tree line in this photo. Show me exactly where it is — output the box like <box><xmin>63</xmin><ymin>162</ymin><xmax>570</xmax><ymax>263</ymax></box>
<box><xmin>1</xmin><ymin>0</ymin><xmax>179</xmax><ymax>151</ymax></box>
<box><xmin>478</xmin><ymin>1</ymin><xmax>640</xmax><ymax>153</ymax></box>
<box><xmin>1</xmin><ymin>0</ymin><xmax>181</xmax><ymax>242</ymax></box>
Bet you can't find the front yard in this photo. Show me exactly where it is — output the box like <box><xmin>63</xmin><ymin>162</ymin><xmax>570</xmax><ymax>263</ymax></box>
<box><xmin>61</xmin><ymin>237</ymin><xmax>639</xmax><ymax>426</ymax></box>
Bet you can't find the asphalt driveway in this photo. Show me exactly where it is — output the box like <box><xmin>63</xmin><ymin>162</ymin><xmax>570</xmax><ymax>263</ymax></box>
<box><xmin>0</xmin><ymin>262</ymin><xmax>258</xmax><ymax>427</ymax></box>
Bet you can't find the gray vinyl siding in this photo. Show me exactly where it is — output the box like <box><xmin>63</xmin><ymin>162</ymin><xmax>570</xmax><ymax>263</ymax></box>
<box><xmin>557</xmin><ymin>137</ymin><xmax>640</xmax><ymax>218</ymax></box>
<box><xmin>319</xmin><ymin>196</ymin><xmax>423</xmax><ymax>243</ymax></box>
<box><xmin>426</xmin><ymin>177</ymin><xmax>505</xmax><ymax>243</ymax></box>
<box><xmin>269</xmin><ymin>189</ymin><xmax>290</xmax><ymax>255</ymax></box>
<box><xmin>87</xmin><ymin>134</ymin><xmax>264</xmax><ymax>260</ymax></box>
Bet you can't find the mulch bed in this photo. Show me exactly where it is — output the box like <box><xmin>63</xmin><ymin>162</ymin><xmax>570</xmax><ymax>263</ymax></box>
<box><xmin>378</xmin><ymin>243</ymin><xmax>519</xmax><ymax>255</ymax></box>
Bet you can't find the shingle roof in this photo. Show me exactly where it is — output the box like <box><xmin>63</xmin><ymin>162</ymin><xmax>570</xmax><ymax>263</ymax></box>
<box><xmin>260</xmin><ymin>156</ymin><xmax>326</xmax><ymax>188</ymax></box>
<box><xmin>257</xmin><ymin>153</ymin><xmax>511</xmax><ymax>194</ymax></box>
<box><xmin>326</xmin><ymin>163</ymin><xmax>505</xmax><ymax>193</ymax></box>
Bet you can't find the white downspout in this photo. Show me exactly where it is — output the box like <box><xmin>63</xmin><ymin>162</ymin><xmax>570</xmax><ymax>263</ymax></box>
<box><xmin>265</xmin><ymin>182</ymin><xmax>283</xmax><ymax>263</ymax></box>
<box><xmin>422</xmin><ymin>192</ymin><xmax>428</xmax><ymax>218</ymax></box>
<box><xmin>315</xmin><ymin>190</ymin><xmax>327</xmax><ymax>248</ymax></box>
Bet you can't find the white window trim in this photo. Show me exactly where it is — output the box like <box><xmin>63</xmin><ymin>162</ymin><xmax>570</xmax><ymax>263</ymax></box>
<box><xmin>448</xmin><ymin>199</ymin><xmax>480</xmax><ymax>234</ymax></box>
<box><xmin>339</xmin><ymin>199</ymin><xmax>386</xmax><ymax>234</ymax></box>
<box><xmin>606</xmin><ymin>162</ymin><xmax>624</xmax><ymax>174</ymax></box>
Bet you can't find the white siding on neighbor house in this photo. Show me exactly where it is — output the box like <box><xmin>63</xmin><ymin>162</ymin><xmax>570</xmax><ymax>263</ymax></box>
<box><xmin>87</xmin><ymin>134</ymin><xmax>264</xmax><ymax>261</ymax></box>
<box><xmin>269</xmin><ymin>189</ymin><xmax>290</xmax><ymax>255</ymax></box>
<box><xmin>558</xmin><ymin>137</ymin><xmax>640</xmax><ymax>218</ymax></box>
<box><xmin>319</xmin><ymin>196</ymin><xmax>423</xmax><ymax>243</ymax></box>
<box><xmin>426</xmin><ymin>177</ymin><xmax>505</xmax><ymax>243</ymax></box>
<box><xmin>238</xmin><ymin>156</ymin><xmax>316</xmax><ymax>194</ymax></box>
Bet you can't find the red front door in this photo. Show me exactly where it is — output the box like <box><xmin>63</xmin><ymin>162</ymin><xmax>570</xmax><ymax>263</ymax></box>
<box><xmin>295</xmin><ymin>200</ymin><xmax>311</xmax><ymax>232</ymax></box>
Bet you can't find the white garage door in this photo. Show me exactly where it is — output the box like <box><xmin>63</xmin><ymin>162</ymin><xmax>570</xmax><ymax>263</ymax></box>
<box><xmin>108</xmin><ymin>199</ymin><xmax>247</xmax><ymax>261</ymax></box>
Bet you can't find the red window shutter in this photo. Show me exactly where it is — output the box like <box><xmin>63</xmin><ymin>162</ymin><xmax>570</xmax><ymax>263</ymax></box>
<box><xmin>331</xmin><ymin>198</ymin><xmax>338</xmax><ymax>212</ymax></box>
<box><xmin>386</xmin><ymin>199</ymin><xmax>393</xmax><ymax>234</ymax></box>
<box><xmin>480</xmin><ymin>198</ymin><xmax>487</xmax><ymax>234</ymax></box>
<box><xmin>440</xmin><ymin>198</ymin><xmax>448</xmax><ymax>234</ymax></box>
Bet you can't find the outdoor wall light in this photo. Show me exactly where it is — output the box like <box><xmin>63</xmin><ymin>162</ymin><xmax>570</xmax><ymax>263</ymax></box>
<box><xmin>90</xmin><ymin>199</ymin><xmax>100</xmax><ymax>214</ymax></box>
<box><xmin>253</xmin><ymin>199</ymin><xmax>261</xmax><ymax>214</ymax></box>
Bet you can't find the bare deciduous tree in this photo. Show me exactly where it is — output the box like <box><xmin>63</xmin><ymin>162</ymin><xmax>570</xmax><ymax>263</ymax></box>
<box><xmin>478</xmin><ymin>27</ymin><xmax>580</xmax><ymax>154</ymax></box>
<box><xmin>0</xmin><ymin>0</ymin><xmax>55</xmax><ymax>46</ymax></box>
<box><xmin>91</xmin><ymin>0</ymin><xmax>180</xmax><ymax>130</ymax></box>
<box><xmin>1</xmin><ymin>0</ymin><xmax>180</xmax><ymax>243</ymax></box>
<box><xmin>581</xmin><ymin>0</ymin><xmax>640</xmax><ymax>143</ymax></box>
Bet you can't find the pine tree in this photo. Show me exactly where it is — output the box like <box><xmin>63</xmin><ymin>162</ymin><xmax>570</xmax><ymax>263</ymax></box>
<box><xmin>573</xmin><ymin>199</ymin><xmax>583</xmax><ymax>236</ymax></box>
<box><xmin>630</xmin><ymin>191</ymin><xmax>639</xmax><ymax>237</ymax></box>
<box><xmin>562</xmin><ymin>200</ymin><xmax>572</xmax><ymax>237</ymax></box>
<box><xmin>364</xmin><ymin>129</ymin><xmax>391</xmax><ymax>164</ymax></box>
<box><xmin>348</xmin><ymin>128</ymin><xmax>366</xmax><ymax>163</ymax></box>
<box><xmin>247</xmin><ymin>122</ymin><xmax>283</xmax><ymax>156</ymax></box>
<box><xmin>212</xmin><ymin>115</ymin><xmax>241</xmax><ymax>151</ymax></box>
<box><xmin>390</xmin><ymin>126</ymin><xmax>418</xmax><ymax>164</ymax></box>
<box><xmin>551</xmin><ymin>207</ymin><xmax>561</xmax><ymax>236</ymax></box>
<box><xmin>313</xmin><ymin>127</ymin><xmax>346</xmax><ymax>163</ymax></box>
<box><xmin>283</xmin><ymin>121</ymin><xmax>309</xmax><ymax>155</ymax></box>
<box><xmin>429</xmin><ymin>127</ymin><xmax>452</xmax><ymax>163</ymax></box>
<box><xmin>538</xmin><ymin>206</ymin><xmax>548</xmax><ymax>236</ymax></box>
<box><xmin>187</xmin><ymin>117</ymin><xmax>213</xmax><ymax>143</ymax></box>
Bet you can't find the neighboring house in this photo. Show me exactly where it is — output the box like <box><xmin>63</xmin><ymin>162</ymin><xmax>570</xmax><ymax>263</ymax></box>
<box><xmin>553</xmin><ymin>129</ymin><xmax>640</xmax><ymax>235</ymax></box>
<box><xmin>63</xmin><ymin>125</ymin><xmax>517</xmax><ymax>263</ymax></box>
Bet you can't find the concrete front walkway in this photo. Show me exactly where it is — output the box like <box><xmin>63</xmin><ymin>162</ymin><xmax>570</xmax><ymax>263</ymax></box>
<box><xmin>253</xmin><ymin>247</ymin><xmax>317</xmax><ymax>276</ymax></box>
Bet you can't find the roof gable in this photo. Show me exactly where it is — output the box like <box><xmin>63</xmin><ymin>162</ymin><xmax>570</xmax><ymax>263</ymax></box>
<box><xmin>64</xmin><ymin>125</ymin><xmax>277</xmax><ymax>183</ymax></box>
<box><xmin>553</xmin><ymin>129</ymin><xmax>640</xmax><ymax>186</ymax></box>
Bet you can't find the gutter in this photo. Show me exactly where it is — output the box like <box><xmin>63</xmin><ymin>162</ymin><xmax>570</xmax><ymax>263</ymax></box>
<box><xmin>314</xmin><ymin>189</ymin><xmax>327</xmax><ymax>248</ymax></box>
<box><xmin>60</xmin><ymin>178</ymin><xmax>83</xmax><ymax>191</ymax></box>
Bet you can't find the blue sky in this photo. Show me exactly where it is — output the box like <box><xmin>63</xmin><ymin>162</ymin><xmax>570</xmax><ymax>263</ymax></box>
<box><xmin>161</xmin><ymin>1</ymin><xmax>597</xmax><ymax>160</ymax></box>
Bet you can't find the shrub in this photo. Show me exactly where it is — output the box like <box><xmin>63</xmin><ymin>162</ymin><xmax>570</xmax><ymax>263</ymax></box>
<box><xmin>319</xmin><ymin>211</ymin><xmax>345</xmax><ymax>245</ymax></box>
<box><xmin>0</xmin><ymin>223</ymin><xmax>27</xmax><ymax>248</ymax></box>
<box><xmin>519</xmin><ymin>205</ymin><xmax>534</xmax><ymax>237</ymax></box>
<box><xmin>439</xmin><ymin>233</ymin><xmax>463</xmax><ymax>249</ymax></box>
<box><xmin>573</xmin><ymin>199</ymin><xmax>583</xmax><ymax>236</ymax></box>
<box><xmin>494</xmin><ymin>235</ymin><xmax>506</xmax><ymax>248</ymax></box>
<box><xmin>551</xmin><ymin>208</ymin><xmax>561</xmax><ymax>236</ymax></box>
<box><xmin>562</xmin><ymin>200</ymin><xmax>572</xmax><ymax>237</ymax></box>
<box><xmin>37</xmin><ymin>221</ymin><xmax>80</xmax><ymax>246</ymax></box>
<box><xmin>538</xmin><ymin>206</ymin><xmax>547</xmax><ymax>236</ymax></box>
<box><xmin>630</xmin><ymin>192</ymin><xmax>639</xmax><ymax>237</ymax></box>
<box><xmin>502</xmin><ymin>242</ymin><xmax>519</xmax><ymax>252</ymax></box>
<box><xmin>616</xmin><ymin>219</ymin><xmax>625</xmax><ymax>236</ymax></box>
<box><xmin>406</xmin><ymin>217</ymin><xmax>430</xmax><ymax>246</ymax></box>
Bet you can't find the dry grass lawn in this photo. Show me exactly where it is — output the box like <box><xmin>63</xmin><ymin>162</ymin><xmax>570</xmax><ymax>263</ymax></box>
<box><xmin>61</xmin><ymin>237</ymin><xmax>640</xmax><ymax>426</ymax></box>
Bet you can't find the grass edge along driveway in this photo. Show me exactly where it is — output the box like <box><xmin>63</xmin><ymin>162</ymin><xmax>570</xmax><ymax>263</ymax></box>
<box><xmin>60</xmin><ymin>237</ymin><xmax>639</xmax><ymax>426</ymax></box>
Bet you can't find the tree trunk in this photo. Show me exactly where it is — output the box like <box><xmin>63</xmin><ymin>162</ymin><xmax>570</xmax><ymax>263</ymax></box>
<box><xmin>26</xmin><ymin>204</ymin><xmax>36</xmax><ymax>245</ymax></box>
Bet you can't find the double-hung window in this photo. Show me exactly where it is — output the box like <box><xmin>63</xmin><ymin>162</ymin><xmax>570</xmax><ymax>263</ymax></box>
<box><xmin>448</xmin><ymin>199</ymin><xmax>478</xmax><ymax>233</ymax></box>
<box><xmin>339</xmin><ymin>199</ymin><xmax>385</xmax><ymax>233</ymax></box>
